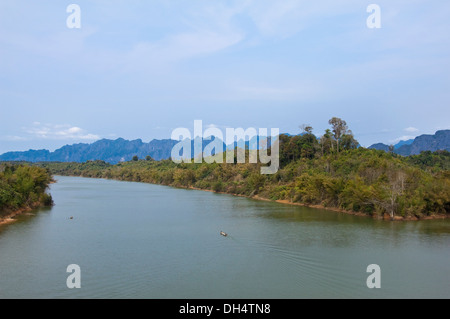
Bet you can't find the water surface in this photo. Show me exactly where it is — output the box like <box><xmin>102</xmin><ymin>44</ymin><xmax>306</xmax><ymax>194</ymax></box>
<box><xmin>0</xmin><ymin>176</ymin><xmax>449</xmax><ymax>298</ymax></box>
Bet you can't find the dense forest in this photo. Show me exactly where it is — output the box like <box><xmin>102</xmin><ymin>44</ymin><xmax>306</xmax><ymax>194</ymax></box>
<box><xmin>0</xmin><ymin>164</ymin><xmax>53</xmax><ymax>219</ymax></box>
<box><xmin>37</xmin><ymin>118</ymin><xmax>450</xmax><ymax>220</ymax></box>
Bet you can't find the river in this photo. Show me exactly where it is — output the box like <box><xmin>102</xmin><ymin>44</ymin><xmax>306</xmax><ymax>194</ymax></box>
<box><xmin>0</xmin><ymin>176</ymin><xmax>449</xmax><ymax>298</ymax></box>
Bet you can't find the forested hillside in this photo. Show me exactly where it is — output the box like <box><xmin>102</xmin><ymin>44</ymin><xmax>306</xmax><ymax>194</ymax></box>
<box><xmin>0</xmin><ymin>164</ymin><xmax>53</xmax><ymax>219</ymax></box>
<box><xmin>38</xmin><ymin>118</ymin><xmax>450</xmax><ymax>220</ymax></box>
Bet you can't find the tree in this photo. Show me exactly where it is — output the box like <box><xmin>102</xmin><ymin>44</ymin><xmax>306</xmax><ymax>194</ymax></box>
<box><xmin>371</xmin><ymin>170</ymin><xmax>407</xmax><ymax>219</ymax></box>
<box><xmin>300</xmin><ymin>124</ymin><xmax>313</xmax><ymax>134</ymax></box>
<box><xmin>328</xmin><ymin>117</ymin><xmax>348</xmax><ymax>153</ymax></box>
<box><xmin>384</xmin><ymin>171</ymin><xmax>407</xmax><ymax>219</ymax></box>
<box><xmin>0</xmin><ymin>164</ymin><xmax>53</xmax><ymax>213</ymax></box>
<box><xmin>319</xmin><ymin>129</ymin><xmax>334</xmax><ymax>155</ymax></box>
<box><xmin>132</xmin><ymin>155</ymin><xmax>139</xmax><ymax>161</ymax></box>
<box><xmin>297</xmin><ymin>131</ymin><xmax>318</xmax><ymax>159</ymax></box>
<box><xmin>279</xmin><ymin>134</ymin><xmax>294</xmax><ymax>167</ymax></box>
<box><xmin>340</xmin><ymin>132</ymin><xmax>359</xmax><ymax>150</ymax></box>
<box><xmin>146</xmin><ymin>155</ymin><xmax>153</xmax><ymax>161</ymax></box>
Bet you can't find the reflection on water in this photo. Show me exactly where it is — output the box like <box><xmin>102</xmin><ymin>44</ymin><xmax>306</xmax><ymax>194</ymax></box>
<box><xmin>0</xmin><ymin>176</ymin><xmax>449</xmax><ymax>299</ymax></box>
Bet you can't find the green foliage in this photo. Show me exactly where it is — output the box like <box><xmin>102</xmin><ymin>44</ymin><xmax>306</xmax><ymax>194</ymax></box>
<box><xmin>38</xmin><ymin>147</ymin><xmax>450</xmax><ymax>219</ymax></box>
<box><xmin>36</xmin><ymin>117</ymin><xmax>449</xmax><ymax>220</ymax></box>
<box><xmin>0</xmin><ymin>164</ymin><xmax>53</xmax><ymax>216</ymax></box>
<box><xmin>405</xmin><ymin>150</ymin><xmax>450</xmax><ymax>172</ymax></box>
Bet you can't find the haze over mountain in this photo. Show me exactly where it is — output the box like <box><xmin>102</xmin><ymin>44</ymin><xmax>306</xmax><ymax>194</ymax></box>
<box><xmin>0</xmin><ymin>138</ymin><xmax>178</xmax><ymax>164</ymax></box>
<box><xmin>1</xmin><ymin>130</ymin><xmax>448</xmax><ymax>164</ymax></box>
<box><xmin>0</xmin><ymin>135</ymin><xmax>259</xmax><ymax>164</ymax></box>
<box><xmin>369</xmin><ymin>130</ymin><xmax>450</xmax><ymax>155</ymax></box>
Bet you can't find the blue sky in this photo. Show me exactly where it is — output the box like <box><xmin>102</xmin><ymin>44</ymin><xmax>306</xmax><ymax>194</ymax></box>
<box><xmin>1</xmin><ymin>0</ymin><xmax>449</xmax><ymax>154</ymax></box>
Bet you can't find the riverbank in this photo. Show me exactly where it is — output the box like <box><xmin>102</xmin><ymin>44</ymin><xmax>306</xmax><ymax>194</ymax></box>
<box><xmin>38</xmin><ymin>149</ymin><xmax>450</xmax><ymax>220</ymax></box>
<box><xmin>2</xmin><ymin>174</ymin><xmax>450</xmax><ymax>299</ymax></box>
<box><xmin>0</xmin><ymin>164</ymin><xmax>54</xmax><ymax>227</ymax></box>
<box><xmin>186</xmin><ymin>185</ymin><xmax>449</xmax><ymax>221</ymax></box>
<box><xmin>52</xmin><ymin>174</ymin><xmax>448</xmax><ymax>221</ymax></box>
<box><xmin>0</xmin><ymin>203</ymin><xmax>42</xmax><ymax>226</ymax></box>
<box><xmin>272</xmin><ymin>198</ymin><xmax>449</xmax><ymax>221</ymax></box>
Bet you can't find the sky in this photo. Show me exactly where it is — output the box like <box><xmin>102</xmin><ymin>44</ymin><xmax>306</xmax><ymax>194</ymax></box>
<box><xmin>1</xmin><ymin>0</ymin><xmax>449</xmax><ymax>154</ymax></box>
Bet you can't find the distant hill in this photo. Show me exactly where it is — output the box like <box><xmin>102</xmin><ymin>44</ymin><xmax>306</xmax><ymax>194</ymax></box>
<box><xmin>394</xmin><ymin>139</ymin><xmax>414</xmax><ymax>149</ymax></box>
<box><xmin>368</xmin><ymin>143</ymin><xmax>390</xmax><ymax>152</ymax></box>
<box><xmin>368</xmin><ymin>139</ymin><xmax>414</xmax><ymax>152</ymax></box>
<box><xmin>0</xmin><ymin>138</ymin><xmax>179</xmax><ymax>164</ymax></box>
<box><xmin>4</xmin><ymin>130</ymin><xmax>447</xmax><ymax>163</ymax></box>
<box><xmin>0</xmin><ymin>135</ymin><xmax>267</xmax><ymax>164</ymax></box>
<box><xmin>369</xmin><ymin>130</ymin><xmax>450</xmax><ymax>155</ymax></box>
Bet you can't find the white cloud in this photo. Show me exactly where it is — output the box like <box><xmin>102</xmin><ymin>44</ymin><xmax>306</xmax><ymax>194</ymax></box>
<box><xmin>0</xmin><ymin>135</ymin><xmax>28</xmax><ymax>141</ymax></box>
<box><xmin>24</xmin><ymin>123</ymin><xmax>100</xmax><ymax>141</ymax></box>
<box><xmin>204</xmin><ymin>123</ymin><xmax>232</xmax><ymax>130</ymax></box>
<box><xmin>245</xmin><ymin>0</ymin><xmax>360</xmax><ymax>38</ymax></box>
<box><xmin>404</xmin><ymin>127</ymin><xmax>419</xmax><ymax>133</ymax></box>
<box><xmin>389</xmin><ymin>135</ymin><xmax>416</xmax><ymax>144</ymax></box>
<box><xmin>435</xmin><ymin>125</ymin><xmax>450</xmax><ymax>130</ymax></box>
<box><xmin>127</xmin><ymin>29</ymin><xmax>243</xmax><ymax>69</ymax></box>
<box><xmin>93</xmin><ymin>0</ymin><xmax>362</xmax><ymax>72</ymax></box>
<box><xmin>121</xmin><ymin>2</ymin><xmax>247</xmax><ymax>71</ymax></box>
<box><xmin>234</xmin><ymin>80</ymin><xmax>323</xmax><ymax>101</ymax></box>
<box><xmin>0</xmin><ymin>27</ymin><xmax>97</xmax><ymax>63</ymax></box>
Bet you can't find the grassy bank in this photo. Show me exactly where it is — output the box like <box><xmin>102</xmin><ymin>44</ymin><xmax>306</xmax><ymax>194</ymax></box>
<box><xmin>0</xmin><ymin>164</ymin><xmax>53</xmax><ymax>224</ymax></box>
<box><xmin>37</xmin><ymin>146</ymin><xmax>450</xmax><ymax>220</ymax></box>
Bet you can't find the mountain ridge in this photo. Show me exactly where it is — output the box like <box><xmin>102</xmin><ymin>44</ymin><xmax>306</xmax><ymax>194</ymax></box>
<box><xmin>0</xmin><ymin>138</ymin><xmax>179</xmax><ymax>164</ymax></box>
<box><xmin>368</xmin><ymin>130</ymin><xmax>450</xmax><ymax>155</ymax></box>
<box><xmin>1</xmin><ymin>130</ymin><xmax>449</xmax><ymax>163</ymax></box>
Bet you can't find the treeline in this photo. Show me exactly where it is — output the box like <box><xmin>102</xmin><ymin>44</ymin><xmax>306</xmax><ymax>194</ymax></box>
<box><xmin>405</xmin><ymin>150</ymin><xmax>450</xmax><ymax>172</ymax></box>
<box><xmin>279</xmin><ymin>118</ymin><xmax>359</xmax><ymax>165</ymax></box>
<box><xmin>37</xmin><ymin>117</ymin><xmax>450</xmax><ymax>220</ymax></box>
<box><xmin>0</xmin><ymin>164</ymin><xmax>53</xmax><ymax>218</ymax></box>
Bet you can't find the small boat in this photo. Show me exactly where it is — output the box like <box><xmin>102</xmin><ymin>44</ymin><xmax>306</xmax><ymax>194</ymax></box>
<box><xmin>69</xmin><ymin>216</ymin><xmax>73</xmax><ymax>220</ymax></box>
<box><xmin>220</xmin><ymin>231</ymin><xmax>228</xmax><ymax>237</ymax></box>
